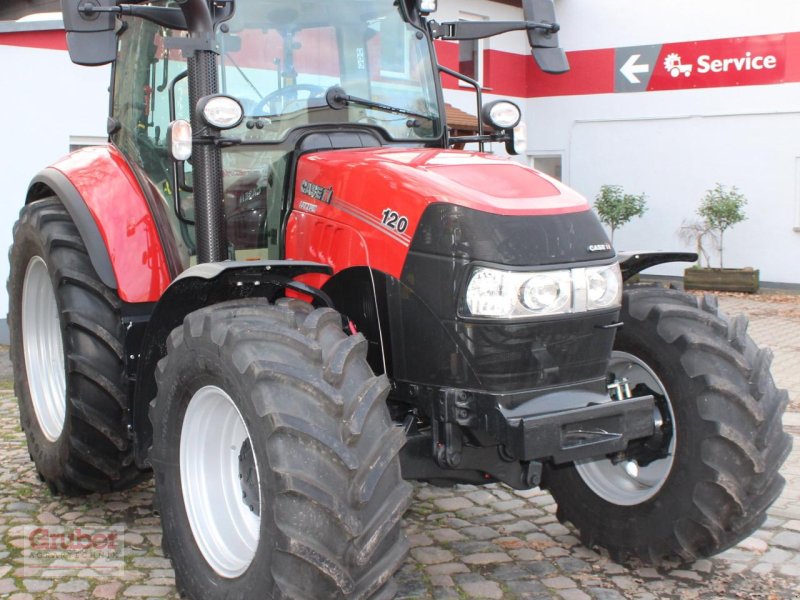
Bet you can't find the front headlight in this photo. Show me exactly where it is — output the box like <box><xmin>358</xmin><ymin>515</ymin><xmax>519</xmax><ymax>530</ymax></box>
<box><xmin>586</xmin><ymin>264</ymin><xmax>622</xmax><ymax>310</ymax></box>
<box><xmin>463</xmin><ymin>263</ymin><xmax>621</xmax><ymax>319</ymax></box>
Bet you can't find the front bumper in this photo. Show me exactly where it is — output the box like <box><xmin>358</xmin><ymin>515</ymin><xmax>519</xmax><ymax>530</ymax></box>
<box><xmin>398</xmin><ymin>380</ymin><xmax>656</xmax><ymax>488</ymax></box>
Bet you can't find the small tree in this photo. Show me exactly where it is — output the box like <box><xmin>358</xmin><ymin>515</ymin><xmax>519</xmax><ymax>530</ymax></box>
<box><xmin>697</xmin><ymin>183</ymin><xmax>747</xmax><ymax>269</ymax></box>
<box><xmin>677</xmin><ymin>219</ymin><xmax>717</xmax><ymax>268</ymax></box>
<box><xmin>593</xmin><ymin>185</ymin><xmax>647</xmax><ymax>243</ymax></box>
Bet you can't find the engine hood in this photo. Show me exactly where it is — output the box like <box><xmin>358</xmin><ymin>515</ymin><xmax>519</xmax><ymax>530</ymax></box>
<box><xmin>286</xmin><ymin>147</ymin><xmax>602</xmax><ymax>280</ymax></box>
<box><xmin>294</xmin><ymin>147</ymin><xmax>588</xmax><ymax>218</ymax></box>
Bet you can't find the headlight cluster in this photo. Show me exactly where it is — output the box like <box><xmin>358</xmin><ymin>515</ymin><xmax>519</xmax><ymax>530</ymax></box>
<box><xmin>463</xmin><ymin>263</ymin><xmax>622</xmax><ymax>319</ymax></box>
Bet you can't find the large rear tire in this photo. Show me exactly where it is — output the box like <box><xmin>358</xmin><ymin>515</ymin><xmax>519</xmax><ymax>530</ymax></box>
<box><xmin>546</xmin><ymin>286</ymin><xmax>791</xmax><ymax>563</ymax></box>
<box><xmin>150</xmin><ymin>298</ymin><xmax>411</xmax><ymax>599</ymax></box>
<box><xmin>8</xmin><ymin>197</ymin><xmax>145</xmax><ymax>494</ymax></box>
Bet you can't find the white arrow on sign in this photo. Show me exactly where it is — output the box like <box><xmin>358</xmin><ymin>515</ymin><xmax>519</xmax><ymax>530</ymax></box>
<box><xmin>620</xmin><ymin>53</ymin><xmax>650</xmax><ymax>84</ymax></box>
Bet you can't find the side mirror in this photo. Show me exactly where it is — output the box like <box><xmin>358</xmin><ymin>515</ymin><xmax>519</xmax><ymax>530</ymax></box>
<box><xmin>61</xmin><ymin>0</ymin><xmax>118</xmax><ymax>66</ymax></box>
<box><xmin>522</xmin><ymin>0</ymin><xmax>569</xmax><ymax>74</ymax></box>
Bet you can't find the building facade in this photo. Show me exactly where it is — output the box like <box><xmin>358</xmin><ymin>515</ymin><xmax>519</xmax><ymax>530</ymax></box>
<box><xmin>1</xmin><ymin>0</ymin><xmax>798</xmax><ymax>338</ymax></box>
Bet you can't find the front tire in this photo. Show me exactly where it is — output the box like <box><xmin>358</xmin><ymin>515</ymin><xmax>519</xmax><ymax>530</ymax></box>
<box><xmin>8</xmin><ymin>197</ymin><xmax>145</xmax><ymax>494</ymax></box>
<box><xmin>546</xmin><ymin>286</ymin><xmax>791</xmax><ymax>563</ymax></box>
<box><xmin>151</xmin><ymin>298</ymin><xmax>411</xmax><ymax>599</ymax></box>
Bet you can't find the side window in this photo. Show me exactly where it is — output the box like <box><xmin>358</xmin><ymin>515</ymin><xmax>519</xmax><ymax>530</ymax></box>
<box><xmin>112</xmin><ymin>16</ymin><xmax>195</xmax><ymax>267</ymax></box>
<box><xmin>458</xmin><ymin>12</ymin><xmax>487</xmax><ymax>86</ymax></box>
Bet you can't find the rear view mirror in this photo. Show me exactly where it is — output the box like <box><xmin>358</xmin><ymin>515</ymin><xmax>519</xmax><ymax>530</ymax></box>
<box><xmin>61</xmin><ymin>0</ymin><xmax>118</xmax><ymax>66</ymax></box>
<box><xmin>522</xmin><ymin>0</ymin><xmax>569</xmax><ymax>74</ymax></box>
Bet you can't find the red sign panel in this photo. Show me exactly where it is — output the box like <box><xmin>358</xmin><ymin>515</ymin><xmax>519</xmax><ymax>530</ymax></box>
<box><xmin>648</xmin><ymin>35</ymin><xmax>786</xmax><ymax>91</ymax></box>
<box><xmin>528</xmin><ymin>32</ymin><xmax>800</xmax><ymax>98</ymax></box>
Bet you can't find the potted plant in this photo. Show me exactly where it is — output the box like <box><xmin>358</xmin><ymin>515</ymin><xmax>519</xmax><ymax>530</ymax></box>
<box><xmin>593</xmin><ymin>184</ymin><xmax>647</xmax><ymax>244</ymax></box>
<box><xmin>680</xmin><ymin>183</ymin><xmax>759</xmax><ymax>293</ymax></box>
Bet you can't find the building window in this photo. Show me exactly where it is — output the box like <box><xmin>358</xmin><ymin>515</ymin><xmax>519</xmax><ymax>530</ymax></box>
<box><xmin>458</xmin><ymin>13</ymin><xmax>486</xmax><ymax>86</ymax></box>
<box><xmin>530</xmin><ymin>155</ymin><xmax>563</xmax><ymax>182</ymax></box>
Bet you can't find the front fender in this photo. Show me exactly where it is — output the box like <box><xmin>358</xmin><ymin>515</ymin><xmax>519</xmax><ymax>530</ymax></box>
<box><xmin>131</xmin><ymin>260</ymin><xmax>332</xmax><ymax>468</ymax></box>
<box><xmin>618</xmin><ymin>251</ymin><xmax>698</xmax><ymax>281</ymax></box>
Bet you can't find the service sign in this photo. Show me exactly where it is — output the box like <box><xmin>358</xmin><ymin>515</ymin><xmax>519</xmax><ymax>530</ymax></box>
<box><xmin>528</xmin><ymin>32</ymin><xmax>795</xmax><ymax>97</ymax></box>
<box><xmin>616</xmin><ymin>35</ymin><xmax>787</xmax><ymax>93</ymax></box>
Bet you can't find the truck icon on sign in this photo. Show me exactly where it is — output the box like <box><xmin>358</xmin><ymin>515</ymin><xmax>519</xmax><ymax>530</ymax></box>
<box><xmin>664</xmin><ymin>53</ymin><xmax>693</xmax><ymax>77</ymax></box>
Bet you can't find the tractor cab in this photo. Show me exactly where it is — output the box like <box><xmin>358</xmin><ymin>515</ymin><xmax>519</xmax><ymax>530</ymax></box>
<box><xmin>113</xmin><ymin>0</ymin><xmax>444</xmax><ymax>268</ymax></box>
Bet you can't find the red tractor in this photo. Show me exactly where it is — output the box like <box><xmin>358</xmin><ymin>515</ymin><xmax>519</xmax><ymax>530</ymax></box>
<box><xmin>9</xmin><ymin>0</ymin><xmax>790</xmax><ymax>598</ymax></box>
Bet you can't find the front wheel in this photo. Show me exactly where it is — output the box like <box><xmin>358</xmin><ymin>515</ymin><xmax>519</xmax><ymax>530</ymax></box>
<box><xmin>546</xmin><ymin>286</ymin><xmax>791</xmax><ymax>563</ymax></box>
<box><xmin>150</xmin><ymin>298</ymin><xmax>411</xmax><ymax>599</ymax></box>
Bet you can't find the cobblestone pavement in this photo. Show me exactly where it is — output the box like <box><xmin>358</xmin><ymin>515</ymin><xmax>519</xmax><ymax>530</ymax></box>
<box><xmin>0</xmin><ymin>293</ymin><xmax>798</xmax><ymax>599</ymax></box>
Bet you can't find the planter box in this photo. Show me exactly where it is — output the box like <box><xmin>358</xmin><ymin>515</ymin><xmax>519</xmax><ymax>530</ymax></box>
<box><xmin>683</xmin><ymin>267</ymin><xmax>759</xmax><ymax>293</ymax></box>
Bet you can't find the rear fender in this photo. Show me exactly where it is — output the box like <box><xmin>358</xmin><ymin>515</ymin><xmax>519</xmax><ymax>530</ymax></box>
<box><xmin>27</xmin><ymin>146</ymin><xmax>172</xmax><ymax>303</ymax></box>
<box><xmin>131</xmin><ymin>260</ymin><xmax>332</xmax><ymax>468</ymax></box>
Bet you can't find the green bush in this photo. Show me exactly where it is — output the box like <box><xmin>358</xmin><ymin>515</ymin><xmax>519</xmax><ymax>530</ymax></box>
<box><xmin>593</xmin><ymin>184</ymin><xmax>647</xmax><ymax>243</ymax></box>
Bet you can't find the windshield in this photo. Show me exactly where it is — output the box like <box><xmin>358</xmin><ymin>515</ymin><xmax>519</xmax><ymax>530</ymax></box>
<box><xmin>218</xmin><ymin>0</ymin><xmax>442</xmax><ymax>142</ymax></box>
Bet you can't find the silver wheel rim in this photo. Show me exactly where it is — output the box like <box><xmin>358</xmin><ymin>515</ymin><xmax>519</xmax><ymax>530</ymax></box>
<box><xmin>180</xmin><ymin>385</ymin><xmax>261</xmax><ymax>578</ymax></box>
<box><xmin>21</xmin><ymin>256</ymin><xmax>66</xmax><ymax>442</ymax></box>
<box><xmin>575</xmin><ymin>351</ymin><xmax>676</xmax><ymax>506</ymax></box>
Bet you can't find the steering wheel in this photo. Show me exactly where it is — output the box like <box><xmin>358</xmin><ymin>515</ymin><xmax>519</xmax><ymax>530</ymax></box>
<box><xmin>255</xmin><ymin>84</ymin><xmax>327</xmax><ymax>116</ymax></box>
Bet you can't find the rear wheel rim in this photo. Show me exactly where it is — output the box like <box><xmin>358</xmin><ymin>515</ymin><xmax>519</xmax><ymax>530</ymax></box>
<box><xmin>21</xmin><ymin>256</ymin><xmax>66</xmax><ymax>442</ymax></box>
<box><xmin>575</xmin><ymin>351</ymin><xmax>676</xmax><ymax>506</ymax></box>
<box><xmin>180</xmin><ymin>385</ymin><xmax>261</xmax><ymax>578</ymax></box>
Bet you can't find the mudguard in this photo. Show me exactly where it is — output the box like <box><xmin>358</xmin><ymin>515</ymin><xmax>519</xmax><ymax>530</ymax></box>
<box><xmin>27</xmin><ymin>145</ymin><xmax>172</xmax><ymax>303</ymax></box>
<box><xmin>131</xmin><ymin>260</ymin><xmax>332</xmax><ymax>467</ymax></box>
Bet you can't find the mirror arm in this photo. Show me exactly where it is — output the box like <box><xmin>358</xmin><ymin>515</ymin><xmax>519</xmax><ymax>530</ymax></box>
<box><xmin>79</xmin><ymin>4</ymin><xmax>188</xmax><ymax>30</ymax></box>
<box><xmin>429</xmin><ymin>19</ymin><xmax>559</xmax><ymax>42</ymax></box>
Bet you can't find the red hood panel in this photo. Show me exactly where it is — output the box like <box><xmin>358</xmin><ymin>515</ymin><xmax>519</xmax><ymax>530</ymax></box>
<box><xmin>287</xmin><ymin>148</ymin><xmax>592</xmax><ymax>280</ymax></box>
<box><xmin>298</xmin><ymin>148</ymin><xmax>587</xmax><ymax>216</ymax></box>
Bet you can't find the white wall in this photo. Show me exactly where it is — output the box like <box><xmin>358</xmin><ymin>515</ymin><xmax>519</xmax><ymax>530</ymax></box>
<box><xmin>555</xmin><ymin>0</ymin><xmax>800</xmax><ymax>50</ymax></box>
<box><xmin>0</xmin><ymin>41</ymin><xmax>109</xmax><ymax>321</ymax></box>
<box><xmin>526</xmin><ymin>0</ymin><xmax>800</xmax><ymax>283</ymax></box>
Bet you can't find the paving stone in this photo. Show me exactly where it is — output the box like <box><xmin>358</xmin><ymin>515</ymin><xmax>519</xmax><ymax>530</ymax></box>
<box><xmin>465</xmin><ymin>491</ymin><xmax>497</xmax><ymax>505</ymax></box>
<box><xmin>492</xmin><ymin>499</ymin><xmax>525</xmax><ymax>511</ymax></box>
<box><xmin>557</xmin><ymin>590</ymin><xmax>591</xmax><ymax>600</ymax></box>
<box><xmin>429</xmin><ymin>575</ymin><xmax>454</xmax><ymax>587</ymax></box>
<box><xmin>554</xmin><ymin>556</ymin><xmax>592</xmax><ymax>574</ymax></box>
<box><xmin>771</xmin><ymin>531</ymin><xmax>800</xmax><ymax>550</ymax></box>
<box><xmin>122</xmin><ymin>584</ymin><xmax>174</xmax><ymax>597</ymax></box>
<box><xmin>22</xmin><ymin>579</ymin><xmax>53</xmax><ymax>593</ymax></box>
<box><xmin>461</xmin><ymin>552</ymin><xmax>512</xmax><ymax>565</ymax></box>
<box><xmin>586</xmin><ymin>588</ymin><xmax>626</xmax><ymax>600</ymax></box>
<box><xmin>461</xmin><ymin>526</ymin><xmax>500</xmax><ymax>540</ymax></box>
<box><xmin>54</xmin><ymin>581</ymin><xmax>89</xmax><ymax>594</ymax></box>
<box><xmin>408</xmin><ymin>533</ymin><xmax>434</xmax><ymax>547</ymax></box>
<box><xmin>737</xmin><ymin>536</ymin><xmax>769</xmax><ymax>552</ymax></box>
<box><xmin>488</xmin><ymin>563</ymin><xmax>532</xmax><ymax>581</ymax></box>
<box><xmin>433</xmin><ymin>497</ymin><xmax>474</xmax><ymax>512</ymax></box>
<box><xmin>542</xmin><ymin>576</ymin><xmax>577</xmax><ymax>589</ymax></box>
<box><xmin>428</xmin><ymin>528</ymin><xmax>465</xmax><ymax>543</ymax></box>
<box><xmin>425</xmin><ymin>563</ymin><xmax>470</xmax><ymax>576</ymax></box>
<box><xmin>0</xmin><ymin>579</ymin><xmax>19</xmax><ymax>594</ymax></box>
<box><xmin>504</xmin><ymin>579</ymin><xmax>551</xmax><ymax>599</ymax></box>
<box><xmin>540</xmin><ymin>522</ymin><xmax>572</xmax><ymax>537</ymax></box>
<box><xmin>2</xmin><ymin>296</ymin><xmax>800</xmax><ymax>599</ymax></box>
<box><xmin>459</xmin><ymin>579</ymin><xmax>504</xmax><ymax>599</ymax></box>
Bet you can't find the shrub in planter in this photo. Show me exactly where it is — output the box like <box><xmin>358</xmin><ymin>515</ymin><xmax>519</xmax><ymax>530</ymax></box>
<box><xmin>680</xmin><ymin>183</ymin><xmax>758</xmax><ymax>293</ymax></box>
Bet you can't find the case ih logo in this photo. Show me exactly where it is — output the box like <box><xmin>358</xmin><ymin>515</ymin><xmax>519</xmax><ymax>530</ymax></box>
<box><xmin>300</xmin><ymin>180</ymin><xmax>334</xmax><ymax>204</ymax></box>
